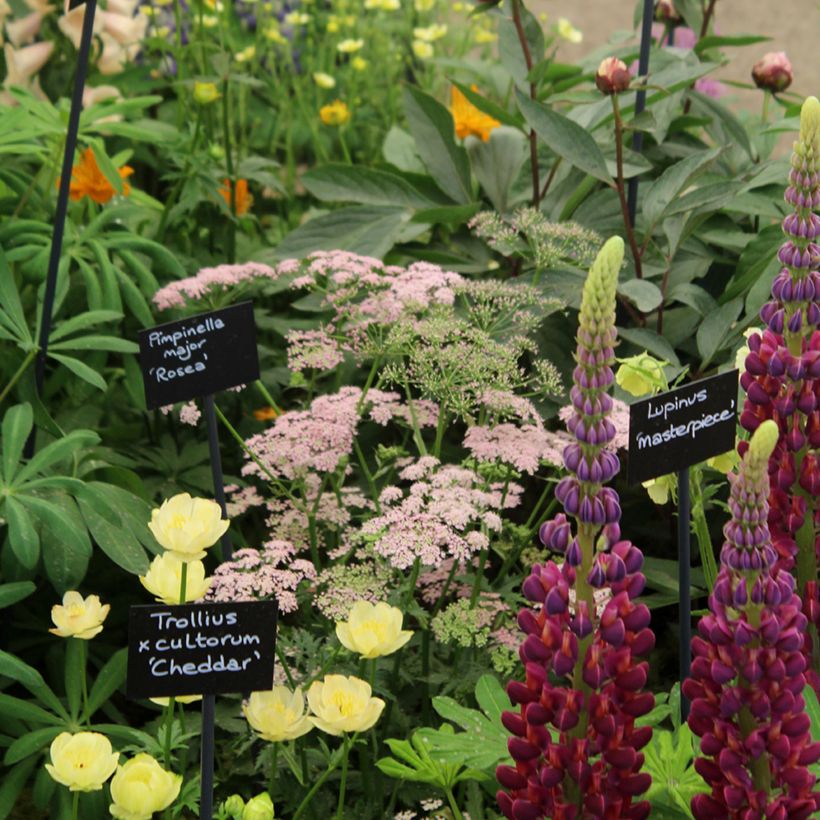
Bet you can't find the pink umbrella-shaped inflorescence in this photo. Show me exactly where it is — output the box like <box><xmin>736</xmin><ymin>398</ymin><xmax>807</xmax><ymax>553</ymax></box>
<box><xmin>496</xmin><ymin>237</ymin><xmax>656</xmax><ymax>820</ymax></box>
<box><xmin>738</xmin><ymin>97</ymin><xmax>820</xmax><ymax>678</ymax></box>
<box><xmin>682</xmin><ymin>420</ymin><xmax>820</xmax><ymax>819</ymax></box>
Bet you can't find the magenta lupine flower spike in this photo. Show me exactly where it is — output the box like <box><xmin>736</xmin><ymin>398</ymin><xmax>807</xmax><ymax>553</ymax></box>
<box><xmin>738</xmin><ymin>97</ymin><xmax>820</xmax><ymax>673</ymax></box>
<box><xmin>683</xmin><ymin>420</ymin><xmax>820</xmax><ymax>819</ymax></box>
<box><xmin>496</xmin><ymin>237</ymin><xmax>655</xmax><ymax>820</ymax></box>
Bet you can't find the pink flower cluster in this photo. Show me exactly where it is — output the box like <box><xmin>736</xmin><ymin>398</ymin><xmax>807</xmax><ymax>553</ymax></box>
<box><xmin>362</xmin><ymin>458</ymin><xmax>521</xmax><ymax>570</ymax></box>
<box><xmin>207</xmin><ymin>541</ymin><xmax>317</xmax><ymax>613</ymax></box>
<box><xmin>286</xmin><ymin>327</ymin><xmax>344</xmax><ymax>373</ymax></box>
<box><xmin>464</xmin><ymin>424</ymin><xmax>575</xmax><ymax>474</ymax></box>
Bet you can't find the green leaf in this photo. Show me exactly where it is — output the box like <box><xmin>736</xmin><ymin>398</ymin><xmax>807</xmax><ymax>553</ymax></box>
<box><xmin>465</xmin><ymin>126</ymin><xmax>527</xmax><ymax>213</ymax></box>
<box><xmin>4</xmin><ymin>726</ymin><xmax>62</xmax><ymax>765</ymax></box>
<box><xmin>15</xmin><ymin>429</ymin><xmax>99</xmax><ymax>486</ymax></box>
<box><xmin>411</xmin><ymin>202</ymin><xmax>482</xmax><ymax>225</ymax></box>
<box><xmin>302</xmin><ymin>164</ymin><xmax>437</xmax><ymax>209</ymax></box>
<box><xmin>273</xmin><ymin>206</ymin><xmax>413</xmax><ymax>260</ymax></box>
<box><xmin>474</xmin><ymin>674</ymin><xmax>510</xmax><ymax>722</ymax></box>
<box><xmin>2</xmin><ymin>403</ymin><xmax>33</xmax><ymax>483</ymax></box>
<box><xmin>0</xmin><ymin>693</ymin><xmax>63</xmax><ymax>727</ymax></box>
<box><xmin>403</xmin><ymin>85</ymin><xmax>472</xmax><ymax>204</ymax></box>
<box><xmin>696</xmin><ymin>297</ymin><xmax>743</xmax><ymax>368</ymax></box>
<box><xmin>642</xmin><ymin>148</ymin><xmax>723</xmax><ymax>229</ymax></box>
<box><xmin>49</xmin><ymin>310</ymin><xmax>123</xmax><ymax>341</ymax></box>
<box><xmin>0</xmin><ymin>652</ymin><xmax>68</xmax><ymax>719</ymax></box>
<box><xmin>5</xmin><ymin>496</ymin><xmax>39</xmax><ymax>569</ymax></box>
<box><xmin>382</xmin><ymin>126</ymin><xmax>425</xmax><ymax>174</ymax></box>
<box><xmin>0</xmin><ymin>247</ymin><xmax>31</xmax><ymax>342</ymax></box>
<box><xmin>516</xmin><ymin>92</ymin><xmax>612</xmax><ymax>184</ymax></box>
<box><xmin>619</xmin><ymin>280</ymin><xmax>664</xmax><ymax>313</ymax></box>
<box><xmin>690</xmin><ymin>92</ymin><xmax>755</xmax><ymax>160</ymax></box>
<box><xmin>644</xmin><ymin>726</ymin><xmax>702</xmax><ymax>818</ymax></box>
<box><xmin>89</xmin><ymin>140</ymin><xmax>123</xmax><ymax>195</ymax></box>
<box><xmin>497</xmin><ymin>8</ymin><xmax>544</xmax><ymax>87</ymax></box>
<box><xmin>47</xmin><ymin>353</ymin><xmax>107</xmax><ymax>391</ymax></box>
<box><xmin>0</xmin><ymin>757</ymin><xmax>38</xmax><ymax>820</ymax></box>
<box><xmin>667</xmin><ymin>283</ymin><xmax>718</xmax><ymax>316</ymax></box>
<box><xmin>0</xmin><ymin>581</ymin><xmax>35</xmax><ymax>609</ymax></box>
<box><xmin>76</xmin><ymin>484</ymin><xmax>149</xmax><ymax>575</ymax></box>
<box><xmin>694</xmin><ymin>34</ymin><xmax>770</xmax><ymax>54</ymax></box>
<box><xmin>85</xmin><ymin>649</ymin><xmax>127</xmax><ymax>720</ymax></box>
<box><xmin>617</xmin><ymin>327</ymin><xmax>681</xmax><ymax>366</ymax></box>
<box><xmin>49</xmin><ymin>335</ymin><xmax>138</xmax><ymax>353</ymax></box>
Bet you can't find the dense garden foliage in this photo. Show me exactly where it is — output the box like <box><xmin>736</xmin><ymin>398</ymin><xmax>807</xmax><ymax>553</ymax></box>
<box><xmin>1</xmin><ymin>0</ymin><xmax>819</xmax><ymax>817</ymax></box>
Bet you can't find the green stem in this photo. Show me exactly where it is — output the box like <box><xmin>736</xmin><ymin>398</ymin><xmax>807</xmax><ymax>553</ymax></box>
<box><xmin>432</xmin><ymin>407</ymin><xmax>448</xmax><ymax>459</ymax></box>
<box><xmin>78</xmin><ymin>640</ymin><xmax>89</xmax><ymax>725</ymax></box>
<box><xmin>269</xmin><ymin>742</ymin><xmax>279</xmax><ymax>806</ymax></box>
<box><xmin>353</xmin><ymin>438</ymin><xmax>381</xmax><ymax>510</ymax></box>
<box><xmin>292</xmin><ymin>755</ymin><xmax>339</xmax><ymax>820</ymax></box>
<box><xmin>71</xmin><ymin>791</ymin><xmax>79</xmax><ymax>820</ymax></box>
<box><xmin>690</xmin><ymin>468</ymin><xmax>717</xmax><ymax>591</ymax></box>
<box><xmin>336</xmin><ymin>734</ymin><xmax>351</xmax><ymax>819</ymax></box>
<box><xmin>403</xmin><ymin>558</ymin><xmax>421</xmax><ymax>608</ymax></box>
<box><xmin>469</xmin><ymin>546</ymin><xmax>488</xmax><ymax>608</ymax></box>
<box><xmin>444</xmin><ymin>787</ymin><xmax>463</xmax><ymax>820</ymax></box>
<box><xmin>275</xmin><ymin>644</ymin><xmax>296</xmax><ymax>688</ymax></box>
<box><xmin>255</xmin><ymin>380</ymin><xmax>283</xmax><ymax>415</ymax></box>
<box><xmin>510</xmin><ymin>0</ymin><xmax>540</xmax><ymax>206</ymax></box>
<box><xmin>523</xmin><ymin>481</ymin><xmax>555</xmax><ymax>532</ymax></box>
<box><xmin>0</xmin><ymin>348</ymin><xmax>37</xmax><ymax>406</ymax></box>
<box><xmin>356</xmin><ymin>357</ymin><xmax>382</xmax><ymax>413</ymax></box>
<box><xmin>611</xmin><ymin>94</ymin><xmax>643</xmax><ymax>280</ymax></box>
<box><xmin>221</xmin><ymin>77</ymin><xmax>237</xmax><ymax>264</ymax></box>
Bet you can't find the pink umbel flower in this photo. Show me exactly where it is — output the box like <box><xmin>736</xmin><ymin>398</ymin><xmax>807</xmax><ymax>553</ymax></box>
<box><xmin>152</xmin><ymin>262</ymin><xmax>281</xmax><ymax>310</ymax></box>
<box><xmin>683</xmin><ymin>421</ymin><xmax>820</xmax><ymax>819</ymax></box>
<box><xmin>286</xmin><ymin>327</ymin><xmax>345</xmax><ymax>373</ymax></box>
<box><xmin>463</xmin><ymin>424</ymin><xmax>574</xmax><ymax>473</ymax></box>
<box><xmin>497</xmin><ymin>238</ymin><xmax>655</xmax><ymax>820</ymax></box>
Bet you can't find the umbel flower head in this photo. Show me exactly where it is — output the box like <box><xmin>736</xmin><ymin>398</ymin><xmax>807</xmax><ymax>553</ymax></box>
<box><xmin>682</xmin><ymin>421</ymin><xmax>820</xmax><ymax>819</ymax></box>
<box><xmin>45</xmin><ymin>731</ymin><xmax>119</xmax><ymax>792</ymax></box>
<box><xmin>737</xmin><ymin>96</ymin><xmax>820</xmax><ymax>671</ymax></box>
<box><xmin>335</xmin><ymin>600</ymin><xmax>413</xmax><ymax>658</ymax></box>
<box><xmin>148</xmin><ymin>493</ymin><xmax>229</xmax><ymax>561</ymax></box>
<box><xmin>109</xmin><ymin>753</ymin><xmax>182</xmax><ymax>820</ymax></box>
<box><xmin>496</xmin><ymin>237</ymin><xmax>655</xmax><ymax>820</ymax></box>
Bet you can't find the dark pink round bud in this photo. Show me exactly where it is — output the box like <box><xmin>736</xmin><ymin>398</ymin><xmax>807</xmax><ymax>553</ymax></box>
<box><xmin>595</xmin><ymin>57</ymin><xmax>631</xmax><ymax>95</ymax></box>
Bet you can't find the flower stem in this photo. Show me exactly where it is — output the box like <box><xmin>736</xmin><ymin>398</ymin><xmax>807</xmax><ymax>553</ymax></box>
<box><xmin>269</xmin><ymin>742</ymin><xmax>279</xmax><ymax>807</ymax></box>
<box><xmin>71</xmin><ymin>791</ymin><xmax>79</xmax><ymax>820</ymax></box>
<box><xmin>353</xmin><ymin>438</ymin><xmax>381</xmax><ymax>510</ymax></box>
<box><xmin>292</xmin><ymin>756</ymin><xmax>339</xmax><ymax>820</ymax></box>
<box><xmin>510</xmin><ymin>0</ymin><xmax>540</xmax><ymax>206</ymax></box>
<box><xmin>336</xmin><ymin>734</ymin><xmax>351</xmax><ymax>819</ymax></box>
<box><xmin>444</xmin><ymin>787</ymin><xmax>464</xmax><ymax>820</ymax></box>
<box><xmin>78</xmin><ymin>639</ymin><xmax>89</xmax><ymax>725</ymax></box>
<box><xmin>255</xmin><ymin>380</ymin><xmax>283</xmax><ymax>415</ymax></box>
<box><xmin>611</xmin><ymin>95</ymin><xmax>644</xmax><ymax>280</ymax></box>
<box><xmin>690</xmin><ymin>468</ymin><xmax>718</xmax><ymax>590</ymax></box>
<box><xmin>221</xmin><ymin>77</ymin><xmax>237</xmax><ymax>265</ymax></box>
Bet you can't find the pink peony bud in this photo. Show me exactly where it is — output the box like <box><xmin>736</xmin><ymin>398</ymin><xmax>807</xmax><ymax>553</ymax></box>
<box><xmin>752</xmin><ymin>51</ymin><xmax>793</xmax><ymax>93</ymax></box>
<box><xmin>595</xmin><ymin>57</ymin><xmax>631</xmax><ymax>95</ymax></box>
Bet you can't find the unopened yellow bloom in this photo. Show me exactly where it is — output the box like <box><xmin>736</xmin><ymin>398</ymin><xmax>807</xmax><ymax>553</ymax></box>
<box><xmin>319</xmin><ymin>99</ymin><xmax>350</xmax><ymax>126</ymax></box>
<box><xmin>335</xmin><ymin>600</ymin><xmax>413</xmax><ymax>658</ymax></box>
<box><xmin>243</xmin><ymin>686</ymin><xmax>313</xmax><ymax>742</ymax></box>
<box><xmin>412</xmin><ymin>39</ymin><xmax>433</xmax><ymax>59</ymax></box>
<box><xmin>614</xmin><ymin>352</ymin><xmax>667</xmax><ymax>397</ymax></box>
<box><xmin>149</xmin><ymin>695</ymin><xmax>202</xmax><ymax>706</ymax></box>
<box><xmin>45</xmin><ymin>732</ymin><xmax>119</xmax><ymax>792</ymax></box>
<box><xmin>148</xmin><ymin>493</ymin><xmax>229</xmax><ymax>561</ymax></box>
<box><xmin>336</xmin><ymin>37</ymin><xmax>363</xmax><ymax>52</ymax></box>
<box><xmin>242</xmin><ymin>793</ymin><xmax>274</xmax><ymax>820</ymax></box>
<box><xmin>351</xmin><ymin>56</ymin><xmax>368</xmax><ymax>72</ymax></box>
<box><xmin>313</xmin><ymin>71</ymin><xmax>336</xmax><ymax>89</ymax></box>
<box><xmin>474</xmin><ymin>28</ymin><xmax>497</xmax><ymax>44</ymax></box>
<box><xmin>140</xmin><ymin>553</ymin><xmax>211</xmax><ymax>605</ymax></box>
<box><xmin>557</xmin><ymin>17</ymin><xmax>582</xmax><ymax>43</ymax></box>
<box><xmin>236</xmin><ymin>45</ymin><xmax>256</xmax><ymax>62</ymax></box>
<box><xmin>326</xmin><ymin>17</ymin><xmax>340</xmax><ymax>32</ymax></box>
<box><xmin>50</xmin><ymin>591</ymin><xmax>110</xmax><ymax>640</ymax></box>
<box><xmin>706</xmin><ymin>449</ymin><xmax>740</xmax><ymax>473</ymax></box>
<box><xmin>413</xmin><ymin>23</ymin><xmax>446</xmax><ymax>42</ymax></box>
<box><xmin>193</xmin><ymin>81</ymin><xmax>220</xmax><ymax>105</ymax></box>
<box><xmin>450</xmin><ymin>84</ymin><xmax>500</xmax><ymax>142</ymax></box>
<box><xmin>307</xmin><ymin>675</ymin><xmax>385</xmax><ymax>735</ymax></box>
<box><xmin>109</xmin><ymin>754</ymin><xmax>181</xmax><ymax>820</ymax></box>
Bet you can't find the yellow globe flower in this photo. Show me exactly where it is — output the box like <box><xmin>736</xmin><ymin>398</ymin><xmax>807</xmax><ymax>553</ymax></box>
<box><xmin>313</xmin><ymin>71</ymin><xmax>336</xmax><ymax>89</ymax></box>
<box><xmin>351</xmin><ymin>56</ymin><xmax>368</xmax><ymax>72</ymax></box>
<box><xmin>335</xmin><ymin>600</ymin><xmax>413</xmax><ymax>659</ymax></box>
<box><xmin>614</xmin><ymin>352</ymin><xmax>667</xmax><ymax>397</ymax></box>
<box><xmin>109</xmin><ymin>754</ymin><xmax>182</xmax><ymax>820</ymax></box>
<box><xmin>148</xmin><ymin>493</ymin><xmax>229</xmax><ymax>561</ymax></box>
<box><xmin>336</xmin><ymin>38</ymin><xmax>363</xmax><ymax>53</ymax></box>
<box><xmin>474</xmin><ymin>28</ymin><xmax>497</xmax><ymax>44</ymax></box>
<box><xmin>243</xmin><ymin>686</ymin><xmax>313</xmax><ymax>742</ymax></box>
<box><xmin>413</xmin><ymin>23</ymin><xmax>446</xmax><ymax>42</ymax></box>
<box><xmin>414</xmin><ymin>0</ymin><xmax>434</xmax><ymax>10</ymax></box>
<box><xmin>140</xmin><ymin>553</ymin><xmax>211</xmax><ymax>605</ymax></box>
<box><xmin>412</xmin><ymin>39</ymin><xmax>433</xmax><ymax>59</ymax></box>
<box><xmin>45</xmin><ymin>732</ymin><xmax>119</xmax><ymax>792</ymax></box>
<box><xmin>307</xmin><ymin>674</ymin><xmax>385</xmax><ymax>736</ymax></box>
<box><xmin>242</xmin><ymin>792</ymin><xmax>274</xmax><ymax>820</ymax></box>
<box><xmin>236</xmin><ymin>45</ymin><xmax>256</xmax><ymax>62</ymax></box>
<box><xmin>557</xmin><ymin>17</ymin><xmax>582</xmax><ymax>43</ymax></box>
<box><xmin>149</xmin><ymin>695</ymin><xmax>202</xmax><ymax>706</ymax></box>
<box><xmin>319</xmin><ymin>99</ymin><xmax>350</xmax><ymax>126</ymax></box>
<box><xmin>193</xmin><ymin>81</ymin><xmax>220</xmax><ymax>105</ymax></box>
<box><xmin>50</xmin><ymin>591</ymin><xmax>110</xmax><ymax>640</ymax></box>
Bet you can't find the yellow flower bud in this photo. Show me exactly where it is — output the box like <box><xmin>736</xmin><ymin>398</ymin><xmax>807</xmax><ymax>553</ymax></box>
<box><xmin>109</xmin><ymin>754</ymin><xmax>181</xmax><ymax>820</ymax></box>
<box><xmin>236</xmin><ymin>45</ymin><xmax>256</xmax><ymax>62</ymax></box>
<box><xmin>326</xmin><ymin>19</ymin><xmax>340</xmax><ymax>32</ymax></box>
<box><xmin>335</xmin><ymin>600</ymin><xmax>412</xmax><ymax>658</ymax></box>
<box><xmin>307</xmin><ymin>674</ymin><xmax>385</xmax><ymax>735</ymax></box>
<box><xmin>139</xmin><ymin>553</ymin><xmax>211</xmax><ymax>605</ymax></box>
<box><xmin>800</xmin><ymin>96</ymin><xmax>820</xmax><ymax>146</ymax></box>
<box><xmin>45</xmin><ymin>732</ymin><xmax>119</xmax><ymax>792</ymax></box>
<box><xmin>319</xmin><ymin>99</ymin><xmax>350</xmax><ymax>126</ymax></box>
<box><xmin>413</xmin><ymin>23</ymin><xmax>446</xmax><ymax>42</ymax></box>
<box><xmin>193</xmin><ymin>81</ymin><xmax>220</xmax><ymax>105</ymax></box>
<box><xmin>557</xmin><ymin>17</ymin><xmax>582</xmax><ymax>44</ymax></box>
<box><xmin>243</xmin><ymin>686</ymin><xmax>313</xmax><ymax>742</ymax></box>
<box><xmin>351</xmin><ymin>56</ymin><xmax>368</xmax><ymax>72</ymax></box>
<box><xmin>50</xmin><ymin>591</ymin><xmax>110</xmax><ymax>640</ymax></box>
<box><xmin>412</xmin><ymin>39</ymin><xmax>433</xmax><ymax>59</ymax></box>
<box><xmin>148</xmin><ymin>493</ymin><xmax>229</xmax><ymax>562</ymax></box>
<box><xmin>149</xmin><ymin>694</ymin><xmax>202</xmax><ymax>706</ymax></box>
<box><xmin>614</xmin><ymin>352</ymin><xmax>668</xmax><ymax>397</ymax></box>
<box><xmin>242</xmin><ymin>793</ymin><xmax>274</xmax><ymax>820</ymax></box>
<box><xmin>312</xmin><ymin>71</ymin><xmax>336</xmax><ymax>89</ymax></box>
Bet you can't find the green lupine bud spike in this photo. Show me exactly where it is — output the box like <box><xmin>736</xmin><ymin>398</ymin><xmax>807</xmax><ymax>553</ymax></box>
<box><xmin>799</xmin><ymin>96</ymin><xmax>820</xmax><ymax>147</ymax></box>
<box><xmin>746</xmin><ymin>419</ymin><xmax>779</xmax><ymax>474</ymax></box>
<box><xmin>579</xmin><ymin>236</ymin><xmax>623</xmax><ymax>332</ymax></box>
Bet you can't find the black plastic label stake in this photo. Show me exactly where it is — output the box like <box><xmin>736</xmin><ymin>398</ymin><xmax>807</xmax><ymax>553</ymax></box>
<box><xmin>627</xmin><ymin>370</ymin><xmax>739</xmax><ymax>485</ymax></box>
<box><xmin>127</xmin><ymin>600</ymin><xmax>277</xmax><ymax>698</ymax></box>
<box><xmin>138</xmin><ymin>301</ymin><xmax>260</xmax><ymax>409</ymax></box>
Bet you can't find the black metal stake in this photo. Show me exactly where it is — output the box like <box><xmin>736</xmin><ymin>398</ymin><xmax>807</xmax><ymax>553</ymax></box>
<box><xmin>201</xmin><ymin>394</ymin><xmax>231</xmax><ymax>820</ymax></box>
<box><xmin>678</xmin><ymin>467</ymin><xmax>691</xmax><ymax>721</ymax></box>
<box><xmin>627</xmin><ymin>0</ymin><xmax>655</xmax><ymax>226</ymax></box>
<box><xmin>27</xmin><ymin>0</ymin><xmax>98</xmax><ymax>458</ymax></box>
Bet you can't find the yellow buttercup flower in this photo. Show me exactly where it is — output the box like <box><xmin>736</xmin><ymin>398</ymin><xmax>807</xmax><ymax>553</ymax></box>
<box><xmin>243</xmin><ymin>686</ymin><xmax>313</xmax><ymax>742</ymax></box>
<box><xmin>236</xmin><ymin>45</ymin><xmax>256</xmax><ymax>62</ymax></box>
<box><xmin>148</xmin><ymin>493</ymin><xmax>229</xmax><ymax>562</ymax></box>
<box><xmin>335</xmin><ymin>600</ymin><xmax>413</xmax><ymax>659</ymax></box>
<box><xmin>307</xmin><ymin>675</ymin><xmax>385</xmax><ymax>735</ymax></box>
<box><xmin>336</xmin><ymin>37</ymin><xmax>363</xmax><ymax>53</ymax></box>
<box><xmin>326</xmin><ymin>18</ymin><xmax>340</xmax><ymax>32</ymax></box>
<box><xmin>706</xmin><ymin>449</ymin><xmax>740</xmax><ymax>474</ymax></box>
<box><xmin>412</xmin><ymin>39</ymin><xmax>433</xmax><ymax>59</ymax></box>
<box><xmin>242</xmin><ymin>793</ymin><xmax>274</xmax><ymax>820</ymax></box>
<box><xmin>193</xmin><ymin>81</ymin><xmax>220</xmax><ymax>105</ymax></box>
<box><xmin>313</xmin><ymin>71</ymin><xmax>336</xmax><ymax>89</ymax></box>
<box><xmin>50</xmin><ymin>591</ymin><xmax>110</xmax><ymax>640</ymax></box>
<box><xmin>557</xmin><ymin>17</ymin><xmax>582</xmax><ymax>43</ymax></box>
<box><xmin>140</xmin><ymin>553</ymin><xmax>211</xmax><ymax>605</ymax></box>
<box><xmin>364</xmin><ymin>0</ymin><xmax>399</xmax><ymax>9</ymax></box>
<box><xmin>284</xmin><ymin>11</ymin><xmax>310</xmax><ymax>24</ymax></box>
<box><xmin>201</xmin><ymin>14</ymin><xmax>218</xmax><ymax>27</ymax></box>
<box><xmin>614</xmin><ymin>352</ymin><xmax>667</xmax><ymax>397</ymax></box>
<box><xmin>351</xmin><ymin>56</ymin><xmax>368</xmax><ymax>72</ymax></box>
<box><xmin>109</xmin><ymin>754</ymin><xmax>181</xmax><ymax>820</ymax></box>
<box><xmin>413</xmin><ymin>23</ymin><xmax>446</xmax><ymax>42</ymax></box>
<box><xmin>319</xmin><ymin>99</ymin><xmax>350</xmax><ymax>126</ymax></box>
<box><xmin>642</xmin><ymin>474</ymin><xmax>675</xmax><ymax>505</ymax></box>
<box><xmin>450</xmin><ymin>84</ymin><xmax>501</xmax><ymax>142</ymax></box>
<box><xmin>45</xmin><ymin>732</ymin><xmax>119</xmax><ymax>792</ymax></box>
<box><xmin>264</xmin><ymin>25</ymin><xmax>287</xmax><ymax>44</ymax></box>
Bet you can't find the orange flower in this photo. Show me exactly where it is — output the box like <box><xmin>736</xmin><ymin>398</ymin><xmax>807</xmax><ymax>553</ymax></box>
<box><xmin>218</xmin><ymin>178</ymin><xmax>253</xmax><ymax>216</ymax></box>
<box><xmin>450</xmin><ymin>85</ymin><xmax>500</xmax><ymax>142</ymax></box>
<box><xmin>253</xmin><ymin>406</ymin><xmax>278</xmax><ymax>421</ymax></box>
<box><xmin>64</xmin><ymin>147</ymin><xmax>133</xmax><ymax>204</ymax></box>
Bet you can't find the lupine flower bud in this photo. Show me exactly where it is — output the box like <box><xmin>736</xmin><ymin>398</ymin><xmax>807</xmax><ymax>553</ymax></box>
<box><xmin>595</xmin><ymin>57</ymin><xmax>631</xmax><ymax>95</ymax></box>
<box><xmin>498</xmin><ymin>238</ymin><xmax>654</xmax><ymax>819</ymax></box>
<box><xmin>752</xmin><ymin>51</ymin><xmax>794</xmax><ymax>93</ymax></box>
<box><xmin>684</xmin><ymin>422</ymin><xmax>820</xmax><ymax>818</ymax></box>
